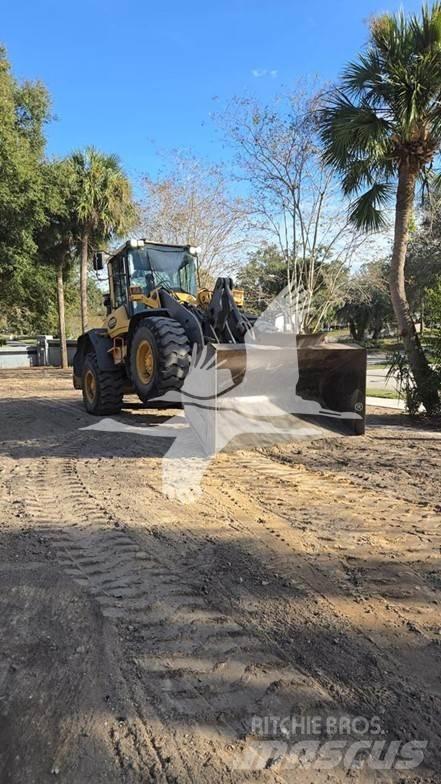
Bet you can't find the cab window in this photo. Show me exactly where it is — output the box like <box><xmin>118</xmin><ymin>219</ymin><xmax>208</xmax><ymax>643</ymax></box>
<box><xmin>111</xmin><ymin>254</ymin><xmax>128</xmax><ymax>308</ymax></box>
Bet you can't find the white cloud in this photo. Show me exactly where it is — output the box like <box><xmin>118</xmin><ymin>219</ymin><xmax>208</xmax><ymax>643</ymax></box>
<box><xmin>251</xmin><ymin>68</ymin><xmax>278</xmax><ymax>78</ymax></box>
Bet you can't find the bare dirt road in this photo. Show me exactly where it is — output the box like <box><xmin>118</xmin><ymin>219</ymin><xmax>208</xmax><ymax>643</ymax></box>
<box><xmin>0</xmin><ymin>369</ymin><xmax>440</xmax><ymax>783</ymax></box>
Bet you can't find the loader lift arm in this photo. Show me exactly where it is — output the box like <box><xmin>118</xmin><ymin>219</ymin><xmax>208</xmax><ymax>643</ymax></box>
<box><xmin>204</xmin><ymin>277</ymin><xmax>254</xmax><ymax>343</ymax></box>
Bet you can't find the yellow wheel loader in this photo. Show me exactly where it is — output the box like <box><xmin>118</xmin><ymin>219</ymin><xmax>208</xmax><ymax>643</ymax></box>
<box><xmin>73</xmin><ymin>240</ymin><xmax>366</xmax><ymax>435</ymax></box>
<box><xmin>73</xmin><ymin>240</ymin><xmax>252</xmax><ymax>413</ymax></box>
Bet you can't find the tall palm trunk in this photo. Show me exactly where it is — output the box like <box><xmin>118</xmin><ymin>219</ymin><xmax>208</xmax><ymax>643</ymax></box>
<box><xmin>80</xmin><ymin>230</ymin><xmax>89</xmax><ymax>333</ymax></box>
<box><xmin>56</xmin><ymin>262</ymin><xmax>68</xmax><ymax>370</ymax></box>
<box><xmin>390</xmin><ymin>160</ymin><xmax>439</xmax><ymax>413</ymax></box>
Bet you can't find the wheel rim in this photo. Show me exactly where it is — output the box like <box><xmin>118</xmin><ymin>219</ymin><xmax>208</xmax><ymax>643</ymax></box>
<box><xmin>136</xmin><ymin>339</ymin><xmax>155</xmax><ymax>385</ymax></box>
<box><xmin>84</xmin><ymin>369</ymin><xmax>97</xmax><ymax>403</ymax></box>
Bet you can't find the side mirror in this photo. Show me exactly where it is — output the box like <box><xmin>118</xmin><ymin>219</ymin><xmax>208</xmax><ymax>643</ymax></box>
<box><xmin>93</xmin><ymin>252</ymin><xmax>104</xmax><ymax>271</ymax></box>
<box><xmin>103</xmin><ymin>293</ymin><xmax>112</xmax><ymax>314</ymax></box>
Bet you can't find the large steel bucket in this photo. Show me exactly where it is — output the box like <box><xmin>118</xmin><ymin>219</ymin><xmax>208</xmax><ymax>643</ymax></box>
<box><xmin>182</xmin><ymin>340</ymin><xmax>366</xmax><ymax>456</ymax></box>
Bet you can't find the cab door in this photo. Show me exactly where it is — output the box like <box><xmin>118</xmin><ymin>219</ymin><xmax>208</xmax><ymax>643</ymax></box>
<box><xmin>107</xmin><ymin>253</ymin><xmax>130</xmax><ymax>338</ymax></box>
<box><xmin>110</xmin><ymin>253</ymin><xmax>129</xmax><ymax>309</ymax></box>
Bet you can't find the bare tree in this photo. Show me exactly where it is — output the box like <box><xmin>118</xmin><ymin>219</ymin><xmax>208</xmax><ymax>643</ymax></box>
<box><xmin>220</xmin><ymin>90</ymin><xmax>368</xmax><ymax>331</ymax></box>
<box><xmin>138</xmin><ymin>152</ymin><xmax>248</xmax><ymax>286</ymax></box>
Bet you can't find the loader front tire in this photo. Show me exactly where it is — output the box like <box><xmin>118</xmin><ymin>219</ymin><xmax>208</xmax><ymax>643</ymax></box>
<box><xmin>82</xmin><ymin>352</ymin><xmax>124</xmax><ymax>415</ymax></box>
<box><xmin>130</xmin><ymin>317</ymin><xmax>191</xmax><ymax>403</ymax></box>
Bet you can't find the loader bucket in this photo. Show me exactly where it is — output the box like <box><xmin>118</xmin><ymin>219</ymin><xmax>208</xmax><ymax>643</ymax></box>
<box><xmin>182</xmin><ymin>337</ymin><xmax>366</xmax><ymax>456</ymax></box>
<box><xmin>296</xmin><ymin>341</ymin><xmax>366</xmax><ymax>432</ymax></box>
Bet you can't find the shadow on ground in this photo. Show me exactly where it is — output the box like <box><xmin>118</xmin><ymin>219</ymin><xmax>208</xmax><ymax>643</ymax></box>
<box><xmin>0</xmin><ymin>519</ymin><xmax>440</xmax><ymax>782</ymax></box>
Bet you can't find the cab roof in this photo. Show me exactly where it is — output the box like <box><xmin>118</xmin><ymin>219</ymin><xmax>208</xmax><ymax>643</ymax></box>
<box><xmin>107</xmin><ymin>239</ymin><xmax>193</xmax><ymax>262</ymax></box>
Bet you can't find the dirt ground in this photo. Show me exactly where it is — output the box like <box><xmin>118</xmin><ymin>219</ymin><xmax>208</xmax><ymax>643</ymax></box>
<box><xmin>0</xmin><ymin>368</ymin><xmax>440</xmax><ymax>783</ymax></box>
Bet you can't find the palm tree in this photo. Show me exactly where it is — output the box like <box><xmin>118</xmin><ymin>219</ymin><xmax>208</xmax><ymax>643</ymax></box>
<box><xmin>70</xmin><ymin>147</ymin><xmax>137</xmax><ymax>333</ymax></box>
<box><xmin>319</xmin><ymin>3</ymin><xmax>441</xmax><ymax>413</ymax></box>
<box><xmin>38</xmin><ymin>160</ymin><xmax>77</xmax><ymax>369</ymax></box>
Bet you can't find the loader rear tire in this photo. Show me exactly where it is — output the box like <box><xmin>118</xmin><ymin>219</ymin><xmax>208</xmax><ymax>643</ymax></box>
<box><xmin>82</xmin><ymin>353</ymin><xmax>124</xmax><ymax>415</ymax></box>
<box><xmin>130</xmin><ymin>317</ymin><xmax>191</xmax><ymax>403</ymax></box>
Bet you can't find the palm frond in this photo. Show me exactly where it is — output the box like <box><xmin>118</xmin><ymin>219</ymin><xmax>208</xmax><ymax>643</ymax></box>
<box><xmin>319</xmin><ymin>4</ymin><xmax>441</xmax><ymax>234</ymax></box>
<box><xmin>370</xmin><ymin>10</ymin><xmax>413</xmax><ymax>62</ymax></box>
<box><xmin>348</xmin><ymin>182</ymin><xmax>393</xmax><ymax>232</ymax></box>
<box><xmin>339</xmin><ymin>149</ymin><xmax>396</xmax><ymax>197</ymax></box>
<box><xmin>422</xmin><ymin>167</ymin><xmax>441</xmax><ymax>197</ymax></box>
<box><xmin>341</xmin><ymin>159</ymin><xmax>374</xmax><ymax>195</ymax></box>
<box><xmin>342</xmin><ymin>50</ymin><xmax>383</xmax><ymax>97</ymax></box>
<box><xmin>410</xmin><ymin>3</ymin><xmax>441</xmax><ymax>52</ymax></box>
<box><xmin>427</xmin><ymin>96</ymin><xmax>441</xmax><ymax>141</ymax></box>
<box><xmin>320</xmin><ymin>93</ymin><xmax>390</xmax><ymax>170</ymax></box>
<box><xmin>69</xmin><ymin>146</ymin><xmax>136</xmax><ymax>237</ymax></box>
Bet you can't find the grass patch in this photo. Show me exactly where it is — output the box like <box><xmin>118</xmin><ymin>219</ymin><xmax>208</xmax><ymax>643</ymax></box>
<box><xmin>364</xmin><ymin>339</ymin><xmax>402</xmax><ymax>352</ymax></box>
<box><xmin>327</xmin><ymin>328</ymin><xmax>350</xmax><ymax>340</ymax></box>
<box><xmin>366</xmin><ymin>387</ymin><xmax>401</xmax><ymax>400</ymax></box>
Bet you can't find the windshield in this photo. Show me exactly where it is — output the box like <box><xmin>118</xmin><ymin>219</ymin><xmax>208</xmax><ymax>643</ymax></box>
<box><xmin>128</xmin><ymin>246</ymin><xmax>197</xmax><ymax>296</ymax></box>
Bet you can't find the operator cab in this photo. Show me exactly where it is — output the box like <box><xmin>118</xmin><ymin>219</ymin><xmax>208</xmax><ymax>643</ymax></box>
<box><xmin>95</xmin><ymin>240</ymin><xmax>199</xmax><ymax>315</ymax></box>
<box><xmin>129</xmin><ymin>242</ymin><xmax>198</xmax><ymax>299</ymax></box>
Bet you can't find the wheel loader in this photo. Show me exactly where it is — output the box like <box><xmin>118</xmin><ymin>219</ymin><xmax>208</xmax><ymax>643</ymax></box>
<box><xmin>73</xmin><ymin>239</ymin><xmax>366</xmax><ymax>435</ymax></box>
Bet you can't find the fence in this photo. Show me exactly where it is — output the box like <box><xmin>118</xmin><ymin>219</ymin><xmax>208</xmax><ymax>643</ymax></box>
<box><xmin>0</xmin><ymin>336</ymin><xmax>77</xmax><ymax>370</ymax></box>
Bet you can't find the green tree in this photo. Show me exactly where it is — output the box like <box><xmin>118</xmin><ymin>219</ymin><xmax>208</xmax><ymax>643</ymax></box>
<box><xmin>426</xmin><ymin>278</ymin><xmax>441</xmax><ymax>326</ymax></box>
<box><xmin>0</xmin><ymin>260</ymin><xmax>59</xmax><ymax>336</ymax></box>
<box><xmin>319</xmin><ymin>4</ymin><xmax>441</xmax><ymax>413</ymax></box>
<box><xmin>406</xmin><ymin>203</ymin><xmax>441</xmax><ymax>328</ymax></box>
<box><xmin>237</xmin><ymin>243</ymin><xmax>349</xmax><ymax>330</ymax></box>
<box><xmin>0</xmin><ymin>45</ymin><xmax>50</xmax><ymax>318</ymax></box>
<box><xmin>64</xmin><ymin>273</ymin><xmax>105</xmax><ymax>337</ymax></box>
<box><xmin>70</xmin><ymin>147</ymin><xmax>137</xmax><ymax>333</ymax></box>
<box><xmin>236</xmin><ymin>244</ymin><xmax>288</xmax><ymax>312</ymax></box>
<box><xmin>418</xmin><ymin>280</ymin><xmax>441</xmax><ymax>390</ymax></box>
<box><xmin>338</xmin><ymin>260</ymin><xmax>392</xmax><ymax>341</ymax></box>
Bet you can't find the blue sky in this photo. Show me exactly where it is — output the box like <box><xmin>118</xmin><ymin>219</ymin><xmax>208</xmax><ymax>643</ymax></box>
<box><xmin>3</xmin><ymin>0</ymin><xmax>422</xmax><ymax>183</ymax></box>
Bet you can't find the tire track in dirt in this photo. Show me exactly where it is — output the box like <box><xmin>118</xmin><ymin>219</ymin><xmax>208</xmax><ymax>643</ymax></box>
<box><xmin>14</xmin><ymin>451</ymin><xmax>343</xmax><ymax>782</ymax></box>
<box><xmin>222</xmin><ymin>451</ymin><xmax>441</xmax><ymax>624</ymax></box>
<box><xmin>12</xmin><ymin>455</ymin><xmax>196</xmax><ymax>784</ymax></box>
<box><xmin>4</xmin><ymin>379</ymin><xmax>441</xmax><ymax>780</ymax></box>
<box><xmin>67</xmin><ymin>412</ymin><xmax>441</xmax><ymax>774</ymax></box>
<box><xmin>73</xmin><ymin>441</ymin><xmax>441</xmax><ymax>775</ymax></box>
<box><xmin>200</xmin><ymin>452</ymin><xmax>441</xmax><ymax>761</ymax></box>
